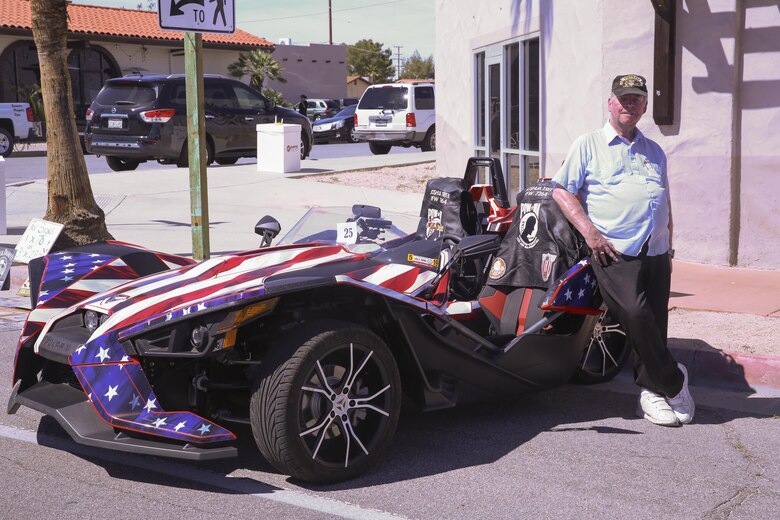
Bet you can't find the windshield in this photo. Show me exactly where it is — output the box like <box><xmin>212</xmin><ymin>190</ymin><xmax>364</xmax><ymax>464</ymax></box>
<box><xmin>334</xmin><ymin>105</ymin><xmax>356</xmax><ymax>118</ymax></box>
<box><xmin>278</xmin><ymin>206</ymin><xmax>420</xmax><ymax>252</ymax></box>
<box><xmin>358</xmin><ymin>87</ymin><xmax>409</xmax><ymax>110</ymax></box>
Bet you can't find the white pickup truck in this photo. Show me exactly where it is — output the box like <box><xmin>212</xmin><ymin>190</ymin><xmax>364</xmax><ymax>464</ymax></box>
<box><xmin>0</xmin><ymin>103</ymin><xmax>37</xmax><ymax>157</ymax></box>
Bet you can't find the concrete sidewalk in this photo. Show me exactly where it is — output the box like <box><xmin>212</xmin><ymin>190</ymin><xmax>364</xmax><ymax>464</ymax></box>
<box><xmin>1</xmin><ymin>153</ymin><xmax>778</xmax><ymax>396</ymax></box>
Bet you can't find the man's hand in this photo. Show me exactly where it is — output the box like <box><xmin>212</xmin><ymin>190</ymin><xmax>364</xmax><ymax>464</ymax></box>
<box><xmin>552</xmin><ymin>187</ymin><xmax>620</xmax><ymax>266</ymax></box>
<box><xmin>584</xmin><ymin>228</ymin><xmax>621</xmax><ymax>266</ymax></box>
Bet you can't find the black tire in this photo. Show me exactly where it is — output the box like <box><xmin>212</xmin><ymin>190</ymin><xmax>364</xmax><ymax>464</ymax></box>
<box><xmin>176</xmin><ymin>140</ymin><xmax>213</xmax><ymax>168</ymax></box>
<box><xmin>420</xmin><ymin>125</ymin><xmax>436</xmax><ymax>152</ymax></box>
<box><xmin>0</xmin><ymin>127</ymin><xmax>15</xmax><ymax>158</ymax></box>
<box><xmin>106</xmin><ymin>156</ymin><xmax>140</xmax><ymax>171</ymax></box>
<box><xmin>250</xmin><ymin>322</ymin><xmax>402</xmax><ymax>483</ymax></box>
<box><xmin>215</xmin><ymin>157</ymin><xmax>239</xmax><ymax>165</ymax></box>
<box><xmin>572</xmin><ymin>311</ymin><xmax>631</xmax><ymax>384</ymax></box>
<box><xmin>368</xmin><ymin>141</ymin><xmax>391</xmax><ymax>155</ymax></box>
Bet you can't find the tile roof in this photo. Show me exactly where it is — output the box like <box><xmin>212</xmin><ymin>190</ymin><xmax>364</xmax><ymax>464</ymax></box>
<box><xmin>0</xmin><ymin>0</ymin><xmax>273</xmax><ymax>49</ymax></box>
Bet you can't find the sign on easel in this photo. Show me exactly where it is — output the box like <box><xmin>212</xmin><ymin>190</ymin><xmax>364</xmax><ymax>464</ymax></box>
<box><xmin>14</xmin><ymin>218</ymin><xmax>64</xmax><ymax>264</ymax></box>
<box><xmin>158</xmin><ymin>0</ymin><xmax>235</xmax><ymax>34</ymax></box>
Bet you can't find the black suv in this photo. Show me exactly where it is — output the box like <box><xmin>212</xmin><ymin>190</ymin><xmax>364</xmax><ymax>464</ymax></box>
<box><xmin>84</xmin><ymin>74</ymin><xmax>313</xmax><ymax>171</ymax></box>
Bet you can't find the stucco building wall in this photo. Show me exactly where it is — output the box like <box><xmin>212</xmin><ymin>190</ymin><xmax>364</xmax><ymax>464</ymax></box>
<box><xmin>267</xmin><ymin>43</ymin><xmax>348</xmax><ymax>105</ymax></box>
<box><xmin>435</xmin><ymin>0</ymin><xmax>779</xmax><ymax>268</ymax></box>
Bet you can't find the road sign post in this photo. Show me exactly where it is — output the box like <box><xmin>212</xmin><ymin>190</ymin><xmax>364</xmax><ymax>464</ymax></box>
<box><xmin>158</xmin><ymin>1</ymin><xmax>235</xmax><ymax>260</ymax></box>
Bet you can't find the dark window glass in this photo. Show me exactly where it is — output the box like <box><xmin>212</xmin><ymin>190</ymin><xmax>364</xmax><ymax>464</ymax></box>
<box><xmin>95</xmin><ymin>83</ymin><xmax>158</xmax><ymax>105</ymax></box>
<box><xmin>414</xmin><ymin>86</ymin><xmax>435</xmax><ymax>109</ymax></box>
<box><xmin>233</xmin><ymin>84</ymin><xmax>266</xmax><ymax>112</ymax></box>
<box><xmin>358</xmin><ymin>87</ymin><xmax>408</xmax><ymax>110</ymax></box>
<box><xmin>475</xmin><ymin>52</ymin><xmax>485</xmax><ymax>147</ymax></box>
<box><xmin>525</xmin><ymin>38</ymin><xmax>540</xmax><ymax>152</ymax></box>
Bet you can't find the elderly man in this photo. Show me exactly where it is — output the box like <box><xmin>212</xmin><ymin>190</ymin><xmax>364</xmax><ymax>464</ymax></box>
<box><xmin>552</xmin><ymin>74</ymin><xmax>694</xmax><ymax>427</ymax></box>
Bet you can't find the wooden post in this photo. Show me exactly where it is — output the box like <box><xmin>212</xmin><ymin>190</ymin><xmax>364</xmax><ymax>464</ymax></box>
<box><xmin>184</xmin><ymin>31</ymin><xmax>210</xmax><ymax>260</ymax></box>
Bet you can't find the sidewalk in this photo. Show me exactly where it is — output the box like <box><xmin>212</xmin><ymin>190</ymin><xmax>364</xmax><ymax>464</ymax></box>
<box><xmin>2</xmin><ymin>153</ymin><xmax>779</xmax><ymax>396</ymax></box>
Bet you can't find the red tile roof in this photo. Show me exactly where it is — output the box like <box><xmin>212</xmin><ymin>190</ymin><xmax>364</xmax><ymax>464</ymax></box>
<box><xmin>0</xmin><ymin>0</ymin><xmax>273</xmax><ymax>49</ymax></box>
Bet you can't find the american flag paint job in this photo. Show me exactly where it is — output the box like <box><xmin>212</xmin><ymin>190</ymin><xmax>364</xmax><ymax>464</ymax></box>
<box><xmin>16</xmin><ymin>239</ymin><xmax>451</xmax><ymax>445</ymax></box>
<box><xmin>540</xmin><ymin>259</ymin><xmax>603</xmax><ymax>315</ymax></box>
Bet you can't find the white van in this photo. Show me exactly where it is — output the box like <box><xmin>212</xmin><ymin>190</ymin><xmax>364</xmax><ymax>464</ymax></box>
<box><xmin>353</xmin><ymin>82</ymin><xmax>435</xmax><ymax>155</ymax></box>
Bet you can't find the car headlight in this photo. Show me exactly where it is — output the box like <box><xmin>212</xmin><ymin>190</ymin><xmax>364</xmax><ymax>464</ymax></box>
<box><xmin>84</xmin><ymin>310</ymin><xmax>108</xmax><ymax>332</ymax></box>
<box><xmin>334</xmin><ymin>120</ymin><xmax>345</xmax><ymax>129</ymax></box>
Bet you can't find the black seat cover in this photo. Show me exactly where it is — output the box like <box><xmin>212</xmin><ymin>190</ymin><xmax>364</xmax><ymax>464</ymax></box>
<box><xmin>415</xmin><ymin>177</ymin><xmax>479</xmax><ymax>240</ymax></box>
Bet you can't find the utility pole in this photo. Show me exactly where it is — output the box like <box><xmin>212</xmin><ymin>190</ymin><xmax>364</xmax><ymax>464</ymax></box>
<box><xmin>394</xmin><ymin>45</ymin><xmax>403</xmax><ymax>79</ymax></box>
<box><xmin>328</xmin><ymin>0</ymin><xmax>333</xmax><ymax>45</ymax></box>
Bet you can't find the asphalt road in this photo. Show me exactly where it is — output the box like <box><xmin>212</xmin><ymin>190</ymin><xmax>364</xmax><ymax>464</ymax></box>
<box><xmin>2</xmin><ymin>142</ymin><xmax>420</xmax><ymax>185</ymax></box>
<box><xmin>0</xmin><ymin>320</ymin><xmax>777</xmax><ymax>519</ymax></box>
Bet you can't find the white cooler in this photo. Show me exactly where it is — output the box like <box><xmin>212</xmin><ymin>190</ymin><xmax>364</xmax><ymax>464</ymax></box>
<box><xmin>256</xmin><ymin>123</ymin><xmax>301</xmax><ymax>173</ymax></box>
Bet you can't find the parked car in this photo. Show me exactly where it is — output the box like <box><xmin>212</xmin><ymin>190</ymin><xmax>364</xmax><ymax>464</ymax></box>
<box><xmin>338</xmin><ymin>97</ymin><xmax>359</xmax><ymax>108</ymax></box>
<box><xmin>9</xmin><ymin>157</ymin><xmax>628</xmax><ymax>484</ymax></box>
<box><xmin>0</xmin><ymin>102</ymin><xmax>37</xmax><ymax>157</ymax></box>
<box><xmin>353</xmin><ymin>83</ymin><xmax>435</xmax><ymax>155</ymax></box>
<box><xmin>84</xmin><ymin>74</ymin><xmax>313</xmax><ymax>171</ymax></box>
<box><xmin>301</xmin><ymin>98</ymin><xmax>340</xmax><ymax>121</ymax></box>
<box><xmin>312</xmin><ymin>104</ymin><xmax>359</xmax><ymax>143</ymax></box>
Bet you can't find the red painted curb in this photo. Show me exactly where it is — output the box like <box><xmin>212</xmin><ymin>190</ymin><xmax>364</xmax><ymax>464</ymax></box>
<box><xmin>669</xmin><ymin>342</ymin><xmax>780</xmax><ymax>392</ymax></box>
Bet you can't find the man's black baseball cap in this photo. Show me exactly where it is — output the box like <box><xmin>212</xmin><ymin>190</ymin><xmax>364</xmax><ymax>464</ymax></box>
<box><xmin>612</xmin><ymin>74</ymin><xmax>648</xmax><ymax>97</ymax></box>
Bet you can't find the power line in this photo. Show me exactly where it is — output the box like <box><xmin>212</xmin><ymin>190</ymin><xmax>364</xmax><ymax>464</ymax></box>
<box><xmin>242</xmin><ymin>0</ymin><xmax>410</xmax><ymax>24</ymax></box>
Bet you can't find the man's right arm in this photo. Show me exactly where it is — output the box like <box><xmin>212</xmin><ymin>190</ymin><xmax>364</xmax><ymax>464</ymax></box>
<box><xmin>552</xmin><ymin>188</ymin><xmax>621</xmax><ymax>264</ymax></box>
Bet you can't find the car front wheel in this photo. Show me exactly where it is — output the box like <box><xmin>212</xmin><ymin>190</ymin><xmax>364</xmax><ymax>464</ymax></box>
<box><xmin>250</xmin><ymin>322</ymin><xmax>402</xmax><ymax>483</ymax></box>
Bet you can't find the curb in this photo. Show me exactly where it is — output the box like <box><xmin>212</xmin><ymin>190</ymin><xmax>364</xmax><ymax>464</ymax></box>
<box><xmin>669</xmin><ymin>341</ymin><xmax>780</xmax><ymax>393</ymax></box>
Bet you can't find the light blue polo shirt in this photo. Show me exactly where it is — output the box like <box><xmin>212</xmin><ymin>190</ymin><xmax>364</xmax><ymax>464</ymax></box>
<box><xmin>553</xmin><ymin>122</ymin><xmax>671</xmax><ymax>257</ymax></box>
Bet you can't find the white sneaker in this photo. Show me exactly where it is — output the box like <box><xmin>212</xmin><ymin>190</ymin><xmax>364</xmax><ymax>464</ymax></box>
<box><xmin>668</xmin><ymin>363</ymin><xmax>695</xmax><ymax>424</ymax></box>
<box><xmin>636</xmin><ymin>388</ymin><xmax>680</xmax><ymax>426</ymax></box>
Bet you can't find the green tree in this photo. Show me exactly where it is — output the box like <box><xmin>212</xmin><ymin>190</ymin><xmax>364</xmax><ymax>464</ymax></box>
<box><xmin>401</xmin><ymin>51</ymin><xmax>435</xmax><ymax>80</ymax></box>
<box><xmin>347</xmin><ymin>39</ymin><xmax>394</xmax><ymax>83</ymax></box>
<box><xmin>30</xmin><ymin>0</ymin><xmax>112</xmax><ymax>247</ymax></box>
<box><xmin>228</xmin><ymin>49</ymin><xmax>287</xmax><ymax>90</ymax></box>
<box><xmin>261</xmin><ymin>87</ymin><xmax>293</xmax><ymax>109</ymax></box>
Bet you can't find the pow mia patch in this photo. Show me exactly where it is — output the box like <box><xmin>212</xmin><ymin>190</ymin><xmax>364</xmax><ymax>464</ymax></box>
<box><xmin>488</xmin><ymin>258</ymin><xmax>506</xmax><ymax>279</ymax></box>
<box><xmin>516</xmin><ymin>203</ymin><xmax>540</xmax><ymax>249</ymax></box>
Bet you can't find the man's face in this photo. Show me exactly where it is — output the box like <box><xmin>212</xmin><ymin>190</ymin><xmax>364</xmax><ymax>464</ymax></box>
<box><xmin>608</xmin><ymin>93</ymin><xmax>647</xmax><ymax>127</ymax></box>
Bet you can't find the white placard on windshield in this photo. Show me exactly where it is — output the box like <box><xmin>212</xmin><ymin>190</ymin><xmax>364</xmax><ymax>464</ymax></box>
<box><xmin>336</xmin><ymin>222</ymin><xmax>358</xmax><ymax>244</ymax></box>
<box><xmin>158</xmin><ymin>0</ymin><xmax>235</xmax><ymax>34</ymax></box>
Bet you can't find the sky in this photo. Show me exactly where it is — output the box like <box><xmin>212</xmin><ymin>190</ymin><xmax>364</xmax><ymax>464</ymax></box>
<box><xmin>75</xmin><ymin>1</ymin><xmax>435</xmax><ymax>61</ymax></box>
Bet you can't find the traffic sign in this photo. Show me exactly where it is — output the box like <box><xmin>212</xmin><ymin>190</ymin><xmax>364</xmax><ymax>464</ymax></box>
<box><xmin>158</xmin><ymin>0</ymin><xmax>235</xmax><ymax>34</ymax></box>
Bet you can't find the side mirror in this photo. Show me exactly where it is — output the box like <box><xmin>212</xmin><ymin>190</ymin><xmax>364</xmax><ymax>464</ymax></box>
<box><xmin>351</xmin><ymin>204</ymin><xmax>381</xmax><ymax>219</ymax></box>
<box><xmin>255</xmin><ymin>215</ymin><xmax>281</xmax><ymax>248</ymax></box>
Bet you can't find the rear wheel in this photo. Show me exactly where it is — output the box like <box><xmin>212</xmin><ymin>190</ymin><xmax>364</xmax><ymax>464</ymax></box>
<box><xmin>368</xmin><ymin>141</ymin><xmax>391</xmax><ymax>155</ymax></box>
<box><xmin>176</xmin><ymin>140</ymin><xmax>213</xmax><ymax>168</ymax></box>
<box><xmin>250</xmin><ymin>322</ymin><xmax>402</xmax><ymax>483</ymax></box>
<box><xmin>572</xmin><ymin>311</ymin><xmax>630</xmax><ymax>384</ymax></box>
<box><xmin>348</xmin><ymin>127</ymin><xmax>360</xmax><ymax>143</ymax></box>
<box><xmin>420</xmin><ymin>125</ymin><xmax>436</xmax><ymax>152</ymax></box>
<box><xmin>0</xmin><ymin>127</ymin><xmax>15</xmax><ymax>157</ymax></box>
<box><xmin>215</xmin><ymin>157</ymin><xmax>238</xmax><ymax>165</ymax></box>
<box><xmin>106</xmin><ymin>156</ymin><xmax>140</xmax><ymax>171</ymax></box>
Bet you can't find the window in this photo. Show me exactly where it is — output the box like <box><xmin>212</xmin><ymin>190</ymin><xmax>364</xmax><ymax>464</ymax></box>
<box><xmin>414</xmin><ymin>86</ymin><xmax>435</xmax><ymax>110</ymax></box>
<box><xmin>67</xmin><ymin>45</ymin><xmax>122</xmax><ymax>126</ymax></box>
<box><xmin>233</xmin><ymin>83</ymin><xmax>266</xmax><ymax>112</ymax></box>
<box><xmin>474</xmin><ymin>36</ymin><xmax>540</xmax><ymax>202</ymax></box>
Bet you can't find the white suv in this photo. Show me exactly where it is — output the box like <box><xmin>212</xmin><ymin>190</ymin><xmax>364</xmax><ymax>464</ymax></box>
<box><xmin>353</xmin><ymin>83</ymin><xmax>435</xmax><ymax>154</ymax></box>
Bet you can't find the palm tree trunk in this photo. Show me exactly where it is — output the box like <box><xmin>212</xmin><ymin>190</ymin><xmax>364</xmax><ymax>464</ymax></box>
<box><xmin>30</xmin><ymin>0</ymin><xmax>113</xmax><ymax>247</ymax></box>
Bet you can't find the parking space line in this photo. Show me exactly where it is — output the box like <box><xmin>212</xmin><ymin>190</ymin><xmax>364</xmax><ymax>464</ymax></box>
<box><xmin>0</xmin><ymin>424</ymin><xmax>406</xmax><ymax>520</ymax></box>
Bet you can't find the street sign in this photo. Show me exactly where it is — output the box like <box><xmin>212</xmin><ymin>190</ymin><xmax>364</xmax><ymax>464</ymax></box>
<box><xmin>158</xmin><ymin>0</ymin><xmax>235</xmax><ymax>34</ymax></box>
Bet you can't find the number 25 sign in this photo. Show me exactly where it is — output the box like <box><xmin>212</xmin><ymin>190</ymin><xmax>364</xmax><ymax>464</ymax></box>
<box><xmin>158</xmin><ymin>0</ymin><xmax>235</xmax><ymax>34</ymax></box>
